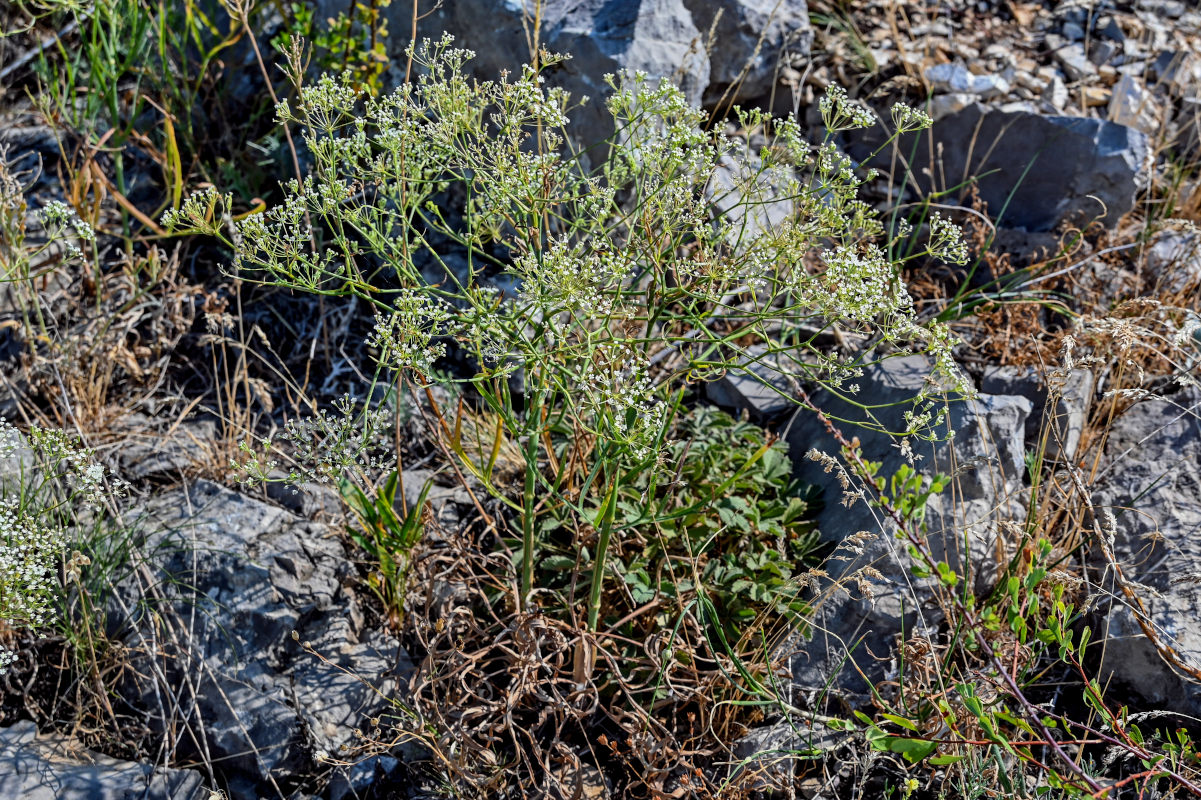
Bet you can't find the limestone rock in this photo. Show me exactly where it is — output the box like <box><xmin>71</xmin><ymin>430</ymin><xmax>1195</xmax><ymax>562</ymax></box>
<box><xmin>1092</xmin><ymin>388</ymin><xmax>1201</xmax><ymax>714</ymax></box>
<box><xmin>0</xmin><ymin>721</ymin><xmax>208</xmax><ymax>800</ymax></box>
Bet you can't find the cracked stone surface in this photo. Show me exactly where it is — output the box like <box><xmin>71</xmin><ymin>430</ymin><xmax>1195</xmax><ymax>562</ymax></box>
<box><xmin>114</xmin><ymin>480</ymin><xmax>411</xmax><ymax>799</ymax></box>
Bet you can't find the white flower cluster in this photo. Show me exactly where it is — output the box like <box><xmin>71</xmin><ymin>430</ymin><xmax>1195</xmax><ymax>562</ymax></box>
<box><xmin>0</xmin><ymin>417</ymin><xmax>17</xmax><ymax>458</ymax></box>
<box><xmin>0</xmin><ymin>499</ymin><xmax>68</xmax><ymax>668</ymax></box>
<box><xmin>576</xmin><ymin>342</ymin><xmax>666</xmax><ymax>461</ymax></box>
<box><xmin>367</xmin><ymin>291</ymin><xmax>455</xmax><ymax>376</ymax></box>
<box><xmin>38</xmin><ymin>200</ymin><xmax>95</xmax><ymax>243</ymax></box>
<box><xmin>928</xmin><ymin>212</ymin><xmax>970</xmax><ymax>264</ymax></box>
<box><xmin>816</xmin><ymin>244</ymin><xmax>912</xmax><ymax>324</ymax></box>
<box><xmin>28</xmin><ymin>427</ymin><xmax>128</xmax><ymax>509</ymax></box>
<box><xmin>819</xmin><ymin>85</ymin><xmax>878</xmax><ymax>131</ymax></box>
<box><xmin>890</xmin><ymin>103</ymin><xmax>933</xmax><ymax>134</ymax></box>
<box><xmin>37</xmin><ymin>200</ymin><xmax>95</xmax><ymax>261</ymax></box>
<box><xmin>274</xmin><ymin>395</ymin><xmax>395</xmax><ymax>485</ymax></box>
<box><xmin>513</xmin><ymin>237</ymin><xmax>626</xmax><ymax>318</ymax></box>
<box><xmin>160</xmin><ymin>187</ymin><xmax>232</xmax><ymax>237</ymax></box>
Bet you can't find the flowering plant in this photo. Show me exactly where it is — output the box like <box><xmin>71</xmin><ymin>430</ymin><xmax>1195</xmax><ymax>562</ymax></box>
<box><xmin>166</xmin><ymin>37</ymin><xmax>970</xmax><ymax>631</ymax></box>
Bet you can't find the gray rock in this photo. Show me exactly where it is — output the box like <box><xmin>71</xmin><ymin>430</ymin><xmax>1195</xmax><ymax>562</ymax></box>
<box><xmin>115</xmin><ymin>481</ymin><xmax>411</xmax><ymax>798</ymax></box>
<box><xmin>1139</xmin><ymin>0</ymin><xmax>1187</xmax><ymax>19</ymax></box>
<box><xmin>1097</xmin><ymin>16</ymin><xmax>1125</xmax><ymax>43</ymax></box>
<box><xmin>925</xmin><ymin>62</ymin><xmax>1010</xmax><ymax>98</ymax></box>
<box><xmin>1108</xmin><ymin>75</ymin><xmax>1163</xmax><ymax>135</ymax></box>
<box><xmin>393</xmin><ymin>0</ymin><xmax>810</xmax><ymax>145</ymax></box>
<box><xmin>848</xmin><ymin>103</ymin><xmax>1149</xmax><ymax>232</ymax></box>
<box><xmin>411</xmin><ymin>0</ymin><xmax>706</xmax><ymax>146</ymax></box>
<box><xmin>399</xmin><ymin>468</ymin><xmax>470</xmax><ymax>531</ymax></box>
<box><xmin>981</xmin><ymin>365</ymin><xmax>1094</xmax><ymax>462</ymax></box>
<box><xmin>1056</xmin><ymin>44</ymin><xmax>1097</xmax><ymax>82</ymax></box>
<box><xmin>0</xmin><ymin>721</ymin><xmax>209</xmax><ymax>800</ymax></box>
<box><xmin>704</xmin><ymin>345</ymin><xmax>797</xmax><ymax>421</ymax></box>
<box><xmin>264</xmin><ymin>474</ymin><xmax>344</xmax><ymax>521</ymax></box>
<box><xmin>780</xmin><ymin>355</ymin><xmax>1031</xmax><ymax>698</ymax></box>
<box><xmin>928</xmin><ymin>91</ymin><xmax>976</xmax><ymax>121</ymax></box>
<box><xmin>1092</xmin><ymin>389</ymin><xmax>1201</xmax><ymax>714</ymax></box>
<box><xmin>1089</xmin><ymin>39</ymin><xmax>1118</xmax><ymax>67</ymax></box>
<box><xmin>707</xmin><ymin>152</ymin><xmax>795</xmax><ymax>243</ymax></box>
<box><xmin>1144</xmin><ymin>230</ymin><xmax>1201</xmax><ymax>293</ymax></box>
<box><xmin>114</xmin><ymin>419</ymin><xmax>217</xmax><ymax>481</ymax></box>
<box><xmin>730</xmin><ymin>720</ymin><xmax>847</xmax><ymax>792</ymax></box>
<box><xmin>1043</xmin><ymin>73</ymin><xmax>1070</xmax><ymax>110</ymax></box>
<box><xmin>682</xmin><ymin>0</ymin><xmax>813</xmax><ymax>108</ymax></box>
<box><xmin>1061</xmin><ymin>21</ymin><xmax>1086</xmax><ymax>43</ymax></box>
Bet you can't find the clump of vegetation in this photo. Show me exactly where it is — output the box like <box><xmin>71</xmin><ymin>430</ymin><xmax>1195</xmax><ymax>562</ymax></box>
<box><xmin>163</xmin><ymin>33</ymin><xmax>977</xmax><ymax>794</ymax></box>
<box><xmin>4</xmin><ymin>3</ymin><xmax>1201</xmax><ymax>798</ymax></box>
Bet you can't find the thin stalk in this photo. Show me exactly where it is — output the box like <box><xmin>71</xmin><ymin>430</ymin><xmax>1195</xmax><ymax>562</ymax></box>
<box><xmin>520</xmin><ymin>390</ymin><xmax>542</xmax><ymax>610</ymax></box>
<box><xmin>586</xmin><ymin>475</ymin><xmax>619</xmax><ymax>631</ymax></box>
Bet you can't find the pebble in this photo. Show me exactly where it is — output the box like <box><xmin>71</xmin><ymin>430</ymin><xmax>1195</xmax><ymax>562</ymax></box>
<box><xmin>1044</xmin><ymin>74</ymin><xmax>1070</xmax><ymax>109</ymax></box>
<box><xmin>925</xmin><ymin>62</ymin><xmax>1010</xmax><ymax>98</ymax></box>
<box><xmin>1056</xmin><ymin>44</ymin><xmax>1097</xmax><ymax>82</ymax></box>
<box><xmin>1097</xmin><ymin>15</ymin><xmax>1126</xmax><ymax>42</ymax></box>
<box><xmin>1081</xmin><ymin>86</ymin><xmax>1112</xmax><ymax>107</ymax></box>
<box><xmin>1139</xmin><ymin>0</ymin><xmax>1187</xmax><ymax>19</ymax></box>
<box><xmin>1109</xmin><ymin>74</ymin><xmax>1163</xmax><ymax>133</ymax></box>
<box><xmin>929</xmin><ymin>92</ymin><xmax>977</xmax><ymax>120</ymax></box>
<box><xmin>1090</xmin><ymin>40</ymin><xmax>1118</xmax><ymax>66</ymax></box>
<box><xmin>1062</xmin><ymin>21</ymin><xmax>1086</xmax><ymax>42</ymax></box>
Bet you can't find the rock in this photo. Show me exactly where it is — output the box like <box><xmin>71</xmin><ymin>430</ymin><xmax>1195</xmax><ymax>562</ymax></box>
<box><xmin>113</xmin><ymin>418</ymin><xmax>217</xmax><ymax>481</ymax></box>
<box><xmin>1150</xmin><ymin>50</ymin><xmax>1201</xmax><ymax>94</ymax></box>
<box><xmin>779</xmin><ymin>355</ymin><xmax>1032</xmax><ymax>699</ymax></box>
<box><xmin>1139</xmin><ymin>0</ymin><xmax>1187</xmax><ymax>19</ymax></box>
<box><xmin>928</xmin><ymin>92</ymin><xmax>977</xmax><ymax>120</ymax></box>
<box><xmin>264</xmin><ymin>473</ymin><xmax>344</xmax><ymax>521</ymax></box>
<box><xmin>704</xmin><ymin>345</ymin><xmax>797</xmax><ymax>421</ymax></box>
<box><xmin>707</xmin><ymin>152</ymin><xmax>795</xmax><ymax>243</ymax></box>
<box><xmin>1097</xmin><ymin>15</ymin><xmax>1126</xmax><ymax>43</ymax></box>
<box><xmin>925</xmin><ymin>62</ymin><xmax>1010</xmax><ymax>98</ymax></box>
<box><xmin>328</xmin><ymin>754</ymin><xmax>400</xmax><ymax>800</ymax></box>
<box><xmin>1090</xmin><ymin>39</ymin><xmax>1119</xmax><ymax>66</ymax></box>
<box><xmin>1061</xmin><ymin>21</ymin><xmax>1086</xmax><ymax>43</ymax></box>
<box><xmin>682</xmin><ymin>0</ymin><xmax>814</xmax><ymax>107</ymax></box>
<box><xmin>402</xmin><ymin>0</ymin><xmax>811</xmax><ymax>146</ymax></box>
<box><xmin>1092</xmin><ymin>388</ymin><xmax>1201</xmax><ymax>715</ymax></box>
<box><xmin>1056</xmin><ymin>44</ymin><xmax>1097</xmax><ymax>82</ymax></box>
<box><xmin>847</xmin><ymin>103</ymin><xmax>1150</xmax><ymax>232</ymax></box>
<box><xmin>1108</xmin><ymin>75</ymin><xmax>1163</xmax><ymax>135</ymax></box>
<box><xmin>0</xmin><ymin>721</ymin><xmax>209</xmax><ymax>800</ymax></box>
<box><xmin>398</xmin><ymin>468</ymin><xmax>470</xmax><ymax>531</ymax></box>
<box><xmin>114</xmin><ymin>481</ymin><xmax>411</xmax><ymax>798</ymax></box>
<box><xmin>1081</xmin><ymin>86</ymin><xmax>1111</xmax><ymax>107</ymax></box>
<box><xmin>1044</xmin><ymin>73</ymin><xmax>1070</xmax><ymax>110</ymax></box>
<box><xmin>1144</xmin><ymin>230</ymin><xmax>1201</xmax><ymax>293</ymax></box>
<box><xmin>730</xmin><ymin>720</ymin><xmax>847</xmax><ymax>792</ymax></box>
<box><xmin>980</xmin><ymin>365</ymin><xmax>1094</xmax><ymax>462</ymax></box>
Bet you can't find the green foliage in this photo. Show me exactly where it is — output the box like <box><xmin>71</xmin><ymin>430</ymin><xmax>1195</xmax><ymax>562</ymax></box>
<box><xmin>21</xmin><ymin>0</ymin><xmax>245</xmax><ymax>204</ymax></box>
<box><xmin>611</xmin><ymin>406</ymin><xmax>820</xmax><ymax>633</ymax></box>
<box><xmin>273</xmin><ymin>1</ymin><xmax>392</xmax><ymax>96</ymax></box>
<box><xmin>340</xmin><ymin>469</ymin><xmax>428</xmax><ymax>624</ymax></box>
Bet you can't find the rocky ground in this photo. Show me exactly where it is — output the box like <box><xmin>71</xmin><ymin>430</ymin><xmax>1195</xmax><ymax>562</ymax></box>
<box><xmin>1</xmin><ymin>1</ymin><xmax>1201</xmax><ymax>799</ymax></box>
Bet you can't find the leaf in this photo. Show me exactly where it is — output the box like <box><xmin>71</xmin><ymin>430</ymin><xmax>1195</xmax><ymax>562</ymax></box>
<box><xmin>890</xmin><ymin>737</ymin><xmax>938</xmax><ymax>763</ymax></box>
<box><xmin>929</xmin><ymin>754</ymin><xmax>966</xmax><ymax>766</ymax></box>
<box><xmin>881</xmin><ymin>713</ymin><xmax>920</xmax><ymax>732</ymax></box>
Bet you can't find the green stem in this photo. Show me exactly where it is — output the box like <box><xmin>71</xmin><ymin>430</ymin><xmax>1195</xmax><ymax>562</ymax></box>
<box><xmin>519</xmin><ymin>391</ymin><xmax>542</xmax><ymax>611</ymax></box>
<box><xmin>586</xmin><ymin>477</ymin><xmax>619</xmax><ymax>632</ymax></box>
